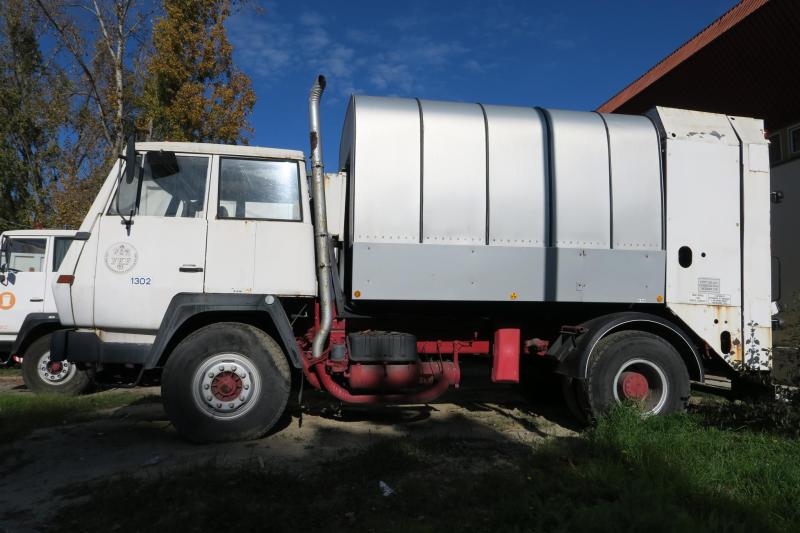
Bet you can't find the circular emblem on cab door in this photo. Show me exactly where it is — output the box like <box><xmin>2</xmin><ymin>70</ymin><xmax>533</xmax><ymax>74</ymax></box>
<box><xmin>104</xmin><ymin>242</ymin><xmax>138</xmax><ymax>273</ymax></box>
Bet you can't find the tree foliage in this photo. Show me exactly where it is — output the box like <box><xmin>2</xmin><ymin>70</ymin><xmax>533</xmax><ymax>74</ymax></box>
<box><xmin>33</xmin><ymin>0</ymin><xmax>149</xmax><ymax>228</ymax></box>
<box><xmin>0</xmin><ymin>0</ymin><xmax>68</xmax><ymax>231</ymax></box>
<box><xmin>0</xmin><ymin>0</ymin><xmax>256</xmax><ymax>232</ymax></box>
<box><xmin>140</xmin><ymin>0</ymin><xmax>256</xmax><ymax>143</ymax></box>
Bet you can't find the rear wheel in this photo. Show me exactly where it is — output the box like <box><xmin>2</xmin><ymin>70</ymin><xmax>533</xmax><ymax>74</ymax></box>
<box><xmin>580</xmin><ymin>331</ymin><xmax>690</xmax><ymax>419</ymax></box>
<box><xmin>561</xmin><ymin>375</ymin><xmax>590</xmax><ymax>423</ymax></box>
<box><xmin>161</xmin><ymin>322</ymin><xmax>291</xmax><ymax>443</ymax></box>
<box><xmin>21</xmin><ymin>334</ymin><xmax>91</xmax><ymax>395</ymax></box>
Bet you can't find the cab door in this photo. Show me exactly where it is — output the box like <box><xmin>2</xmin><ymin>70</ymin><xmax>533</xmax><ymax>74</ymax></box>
<box><xmin>0</xmin><ymin>236</ymin><xmax>47</xmax><ymax>335</ymax></box>
<box><xmin>93</xmin><ymin>153</ymin><xmax>211</xmax><ymax>331</ymax></box>
<box><xmin>204</xmin><ymin>156</ymin><xmax>316</xmax><ymax>296</ymax></box>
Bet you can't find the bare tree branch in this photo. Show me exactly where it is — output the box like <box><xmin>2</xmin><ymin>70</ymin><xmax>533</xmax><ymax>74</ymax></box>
<box><xmin>33</xmin><ymin>0</ymin><xmax>114</xmax><ymax>146</ymax></box>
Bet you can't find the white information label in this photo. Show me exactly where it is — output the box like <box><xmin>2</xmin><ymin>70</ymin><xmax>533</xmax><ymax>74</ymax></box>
<box><xmin>688</xmin><ymin>292</ymin><xmax>707</xmax><ymax>304</ymax></box>
<box><xmin>698</xmin><ymin>277</ymin><xmax>720</xmax><ymax>294</ymax></box>
<box><xmin>707</xmin><ymin>293</ymin><xmax>731</xmax><ymax>305</ymax></box>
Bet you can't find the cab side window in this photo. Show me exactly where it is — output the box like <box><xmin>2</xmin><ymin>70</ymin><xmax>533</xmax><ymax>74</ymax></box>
<box><xmin>218</xmin><ymin>158</ymin><xmax>302</xmax><ymax>221</ymax></box>
<box><xmin>109</xmin><ymin>155</ymin><xmax>209</xmax><ymax>218</ymax></box>
<box><xmin>4</xmin><ymin>238</ymin><xmax>46</xmax><ymax>272</ymax></box>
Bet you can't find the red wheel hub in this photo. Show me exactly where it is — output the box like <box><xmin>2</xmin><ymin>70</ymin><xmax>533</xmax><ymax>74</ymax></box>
<box><xmin>211</xmin><ymin>371</ymin><xmax>243</xmax><ymax>402</ymax></box>
<box><xmin>48</xmin><ymin>361</ymin><xmax>63</xmax><ymax>374</ymax></box>
<box><xmin>620</xmin><ymin>371</ymin><xmax>649</xmax><ymax>400</ymax></box>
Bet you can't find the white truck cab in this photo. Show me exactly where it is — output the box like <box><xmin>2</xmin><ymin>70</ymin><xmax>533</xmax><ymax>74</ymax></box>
<box><xmin>53</xmin><ymin>141</ymin><xmax>315</xmax><ymax>342</ymax></box>
<box><xmin>0</xmin><ymin>229</ymin><xmax>90</xmax><ymax>394</ymax></box>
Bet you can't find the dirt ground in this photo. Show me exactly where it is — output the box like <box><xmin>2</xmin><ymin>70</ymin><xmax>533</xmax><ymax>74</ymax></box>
<box><xmin>0</xmin><ymin>367</ymin><xmax>579</xmax><ymax>532</ymax></box>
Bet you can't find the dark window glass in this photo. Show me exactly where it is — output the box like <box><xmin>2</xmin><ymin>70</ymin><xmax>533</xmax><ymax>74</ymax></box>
<box><xmin>53</xmin><ymin>238</ymin><xmax>72</xmax><ymax>271</ymax></box>
<box><xmin>790</xmin><ymin>127</ymin><xmax>800</xmax><ymax>154</ymax></box>
<box><xmin>768</xmin><ymin>134</ymin><xmax>782</xmax><ymax>164</ymax></box>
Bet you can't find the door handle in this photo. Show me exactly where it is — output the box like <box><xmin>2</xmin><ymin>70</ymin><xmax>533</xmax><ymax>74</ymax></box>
<box><xmin>30</xmin><ymin>298</ymin><xmax>44</xmax><ymax>302</ymax></box>
<box><xmin>179</xmin><ymin>266</ymin><xmax>203</xmax><ymax>273</ymax></box>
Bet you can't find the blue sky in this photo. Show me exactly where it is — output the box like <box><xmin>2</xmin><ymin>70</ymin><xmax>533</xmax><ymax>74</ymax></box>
<box><xmin>228</xmin><ymin>0</ymin><xmax>737</xmax><ymax>166</ymax></box>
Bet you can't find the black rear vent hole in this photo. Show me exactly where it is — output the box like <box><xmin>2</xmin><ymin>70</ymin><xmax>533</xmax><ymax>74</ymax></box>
<box><xmin>678</xmin><ymin>246</ymin><xmax>693</xmax><ymax>268</ymax></box>
<box><xmin>720</xmin><ymin>331</ymin><xmax>732</xmax><ymax>354</ymax></box>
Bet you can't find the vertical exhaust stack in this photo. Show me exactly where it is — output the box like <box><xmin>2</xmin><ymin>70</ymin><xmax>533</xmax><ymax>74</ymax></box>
<box><xmin>309</xmin><ymin>75</ymin><xmax>332</xmax><ymax>358</ymax></box>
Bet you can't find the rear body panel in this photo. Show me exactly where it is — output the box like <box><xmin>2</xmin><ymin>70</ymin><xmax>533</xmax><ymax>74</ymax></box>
<box><xmin>648</xmin><ymin>107</ymin><xmax>771</xmax><ymax>369</ymax></box>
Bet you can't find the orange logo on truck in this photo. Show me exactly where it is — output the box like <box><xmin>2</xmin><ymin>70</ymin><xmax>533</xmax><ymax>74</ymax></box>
<box><xmin>0</xmin><ymin>291</ymin><xmax>15</xmax><ymax>310</ymax></box>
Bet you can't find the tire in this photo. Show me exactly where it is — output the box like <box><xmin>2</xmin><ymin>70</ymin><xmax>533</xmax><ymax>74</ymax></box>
<box><xmin>583</xmin><ymin>330</ymin><xmax>690</xmax><ymax>418</ymax></box>
<box><xmin>560</xmin><ymin>375</ymin><xmax>590</xmax><ymax>423</ymax></box>
<box><xmin>21</xmin><ymin>334</ymin><xmax>92</xmax><ymax>395</ymax></box>
<box><xmin>161</xmin><ymin>322</ymin><xmax>291</xmax><ymax>443</ymax></box>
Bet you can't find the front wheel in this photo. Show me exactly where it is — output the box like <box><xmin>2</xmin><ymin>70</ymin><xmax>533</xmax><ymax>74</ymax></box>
<box><xmin>580</xmin><ymin>330</ymin><xmax>690</xmax><ymax>419</ymax></box>
<box><xmin>161</xmin><ymin>323</ymin><xmax>291</xmax><ymax>443</ymax></box>
<box><xmin>21</xmin><ymin>334</ymin><xmax>92</xmax><ymax>395</ymax></box>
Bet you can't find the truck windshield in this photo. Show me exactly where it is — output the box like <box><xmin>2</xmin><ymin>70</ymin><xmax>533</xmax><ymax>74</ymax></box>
<box><xmin>4</xmin><ymin>238</ymin><xmax>46</xmax><ymax>272</ymax></box>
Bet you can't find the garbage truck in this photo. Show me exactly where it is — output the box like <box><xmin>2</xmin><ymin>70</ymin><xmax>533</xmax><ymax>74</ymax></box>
<box><xmin>0</xmin><ymin>229</ymin><xmax>91</xmax><ymax>394</ymax></box>
<box><xmin>19</xmin><ymin>75</ymin><xmax>773</xmax><ymax>442</ymax></box>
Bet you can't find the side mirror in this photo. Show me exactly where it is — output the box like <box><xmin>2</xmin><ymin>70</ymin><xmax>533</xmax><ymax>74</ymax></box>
<box><xmin>148</xmin><ymin>150</ymin><xmax>180</xmax><ymax>179</ymax></box>
<box><xmin>125</xmin><ymin>134</ymin><xmax>136</xmax><ymax>184</ymax></box>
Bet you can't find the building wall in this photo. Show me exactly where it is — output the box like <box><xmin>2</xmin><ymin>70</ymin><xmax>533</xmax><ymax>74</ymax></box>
<box><xmin>772</xmin><ymin>157</ymin><xmax>800</xmax><ymax>345</ymax></box>
<box><xmin>768</xmin><ymin>123</ymin><xmax>800</xmax><ymax>167</ymax></box>
<box><xmin>772</xmin><ymin>158</ymin><xmax>800</xmax><ymax>299</ymax></box>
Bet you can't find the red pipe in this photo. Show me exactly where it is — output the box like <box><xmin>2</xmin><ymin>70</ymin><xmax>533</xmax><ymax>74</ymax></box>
<box><xmin>314</xmin><ymin>364</ymin><xmax>452</xmax><ymax>405</ymax></box>
<box><xmin>304</xmin><ymin>366</ymin><xmax>322</xmax><ymax>389</ymax></box>
<box><xmin>348</xmin><ymin>362</ymin><xmax>459</xmax><ymax>390</ymax></box>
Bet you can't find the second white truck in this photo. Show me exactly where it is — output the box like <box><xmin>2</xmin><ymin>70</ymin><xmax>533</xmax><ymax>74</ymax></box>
<box><xmin>0</xmin><ymin>229</ymin><xmax>91</xmax><ymax>394</ymax></box>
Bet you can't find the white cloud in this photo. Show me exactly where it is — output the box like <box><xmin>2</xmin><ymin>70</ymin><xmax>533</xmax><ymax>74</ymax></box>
<box><xmin>345</xmin><ymin>28</ymin><xmax>380</xmax><ymax>45</ymax></box>
<box><xmin>554</xmin><ymin>38</ymin><xmax>577</xmax><ymax>50</ymax></box>
<box><xmin>226</xmin><ymin>3</ymin><xmax>528</xmax><ymax>99</ymax></box>
<box><xmin>464</xmin><ymin>59</ymin><xmax>485</xmax><ymax>74</ymax></box>
<box><xmin>369</xmin><ymin>62</ymin><xmax>414</xmax><ymax>93</ymax></box>
<box><xmin>299</xmin><ymin>11</ymin><xmax>325</xmax><ymax>27</ymax></box>
<box><xmin>227</xmin><ymin>11</ymin><xmax>295</xmax><ymax>75</ymax></box>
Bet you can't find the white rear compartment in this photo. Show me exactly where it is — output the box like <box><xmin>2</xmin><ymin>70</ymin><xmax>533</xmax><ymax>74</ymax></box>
<box><xmin>647</xmin><ymin>107</ymin><xmax>770</xmax><ymax>370</ymax></box>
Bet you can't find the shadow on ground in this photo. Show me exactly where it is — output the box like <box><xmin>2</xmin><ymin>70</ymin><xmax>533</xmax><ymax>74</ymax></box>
<box><xmin>3</xmin><ymin>367</ymin><xmax>800</xmax><ymax>532</ymax></box>
<box><xmin>48</xmin><ymin>404</ymin><xmax>796</xmax><ymax>533</ymax></box>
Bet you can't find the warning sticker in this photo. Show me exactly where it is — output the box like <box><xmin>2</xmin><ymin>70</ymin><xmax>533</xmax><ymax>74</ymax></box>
<box><xmin>707</xmin><ymin>293</ymin><xmax>731</xmax><ymax>305</ymax></box>
<box><xmin>688</xmin><ymin>292</ymin><xmax>731</xmax><ymax>305</ymax></box>
<box><xmin>698</xmin><ymin>278</ymin><xmax>720</xmax><ymax>294</ymax></box>
<box><xmin>688</xmin><ymin>292</ymin><xmax>707</xmax><ymax>304</ymax></box>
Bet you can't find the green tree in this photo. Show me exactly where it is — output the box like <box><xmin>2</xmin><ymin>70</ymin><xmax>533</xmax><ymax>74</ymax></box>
<box><xmin>0</xmin><ymin>0</ymin><xmax>68</xmax><ymax>232</ymax></box>
<box><xmin>140</xmin><ymin>0</ymin><xmax>256</xmax><ymax>143</ymax></box>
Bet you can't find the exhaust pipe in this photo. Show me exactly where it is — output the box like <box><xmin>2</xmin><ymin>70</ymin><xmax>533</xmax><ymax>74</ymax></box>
<box><xmin>309</xmin><ymin>75</ymin><xmax>332</xmax><ymax>358</ymax></box>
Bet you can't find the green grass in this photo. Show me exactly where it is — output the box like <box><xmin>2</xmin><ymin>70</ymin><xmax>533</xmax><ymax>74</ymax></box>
<box><xmin>52</xmin><ymin>406</ymin><xmax>800</xmax><ymax>533</ymax></box>
<box><xmin>0</xmin><ymin>391</ymin><xmax>143</xmax><ymax>442</ymax></box>
<box><xmin>0</xmin><ymin>366</ymin><xmax>21</xmax><ymax>376</ymax></box>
